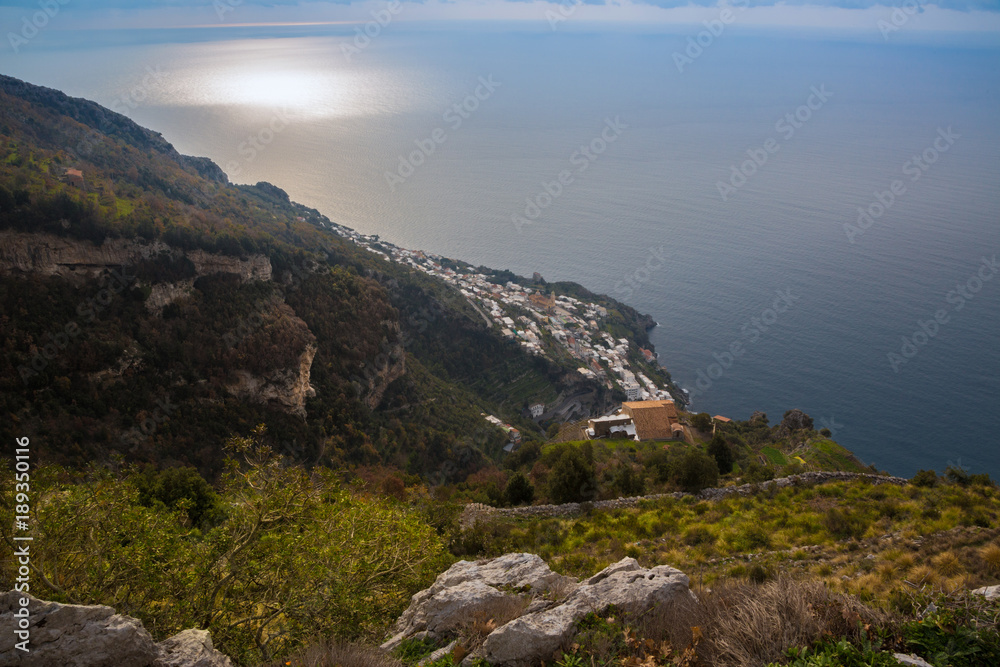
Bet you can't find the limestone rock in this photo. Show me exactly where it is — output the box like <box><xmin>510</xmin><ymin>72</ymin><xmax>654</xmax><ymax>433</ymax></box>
<box><xmin>0</xmin><ymin>591</ymin><xmax>159</xmax><ymax>667</ymax></box>
<box><xmin>477</xmin><ymin>558</ymin><xmax>693</xmax><ymax>666</ymax></box>
<box><xmin>154</xmin><ymin>629</ymin><xmax>233</xmax><ymax>667</ymax></box>
<box><xmin>893</xmin><ymin>654</ymin><xmax>935</xmax><ymax>667</ymax></box>
<box><xmin>383</xmin><ymin>554</ymin><xmax>693</xmax><ymax>667</ymax></box>
<box><xmin>0</xmin><ymin>231</ymin><xmax>270</xmax><ymax>283</ymax></box>
<box><xmin>381</xmin><ymin>553</ymin><xmax>575</xmax><ymax>652</ymax></box>
<box><xmin>973</xmin><ymin>584</ymin><xmax>1000</xmax><ymax>601</ymax></box>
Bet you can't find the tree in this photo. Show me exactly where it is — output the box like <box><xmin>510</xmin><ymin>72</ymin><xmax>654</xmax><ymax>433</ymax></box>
<box><xmin>612</xmin><ymin>461</ymin><xmax>645</xmax><ymax>497</ymax></box>
<box><xmin>690</xmin><ymin>412</ymin><xmax>713</xmax><ymax>432</ymax></box>
<box><xmin>677</xmin><ymin>449</ymin><xmax>718</xmax><ymax>492</ymax></box>
<box><xmin>504</xmin><ymin>471</ymin><xmax>535</xmax><ymax>506</ymax></box>
<box><xmin>707</xmin><ymin>435</ymin><xmax>735</xmax><ymax>475</ymax></box>
<box><xmin>135</xmin><ymin>465</ymin><xmax>225</xmax><ymax>528</ymax></box>
<box><xmin>547</xmin><ymin>448</ymin><xmax>597</xmax><ymax>503</ymax></box>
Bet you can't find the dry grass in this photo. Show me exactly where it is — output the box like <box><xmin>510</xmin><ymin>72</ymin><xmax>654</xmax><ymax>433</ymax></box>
<box><xmin>637</xmin><ymin>576</ymin><xmax>897</xmax><ymax>667</ymax></box>
<box><xmin>269</xmin><ymin>641</ymin><xmax>403</xmax><ymax>667</ymax></box>
<box><xmin>982</xmin><ymin>543</ymin><xmax>1000</xmax><ymax>573</ymax></box>
<box><xmin>932</xmin><ymin>550</ymin><xmax>963</xmax><ymax>577</ymax></box>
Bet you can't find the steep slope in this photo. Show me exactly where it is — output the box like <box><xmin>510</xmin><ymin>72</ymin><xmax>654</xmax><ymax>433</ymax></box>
<box><xmin>0</xmin><ymin>74</ymin><xmax>663</xmax><ymax>479</ymax></box>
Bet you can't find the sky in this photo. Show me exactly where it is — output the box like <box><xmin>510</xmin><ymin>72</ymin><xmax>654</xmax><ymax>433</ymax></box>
<box><xmin>1</xmin><ymin>0</ymin><xmax>1000</xmax><ymax>34</ymax></box>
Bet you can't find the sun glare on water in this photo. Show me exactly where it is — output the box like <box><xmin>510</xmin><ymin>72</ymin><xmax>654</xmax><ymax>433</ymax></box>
<box><xmin>207</xmin><ymin>69</ymin><xmax>347</xmax><ymax>116</ymax></box>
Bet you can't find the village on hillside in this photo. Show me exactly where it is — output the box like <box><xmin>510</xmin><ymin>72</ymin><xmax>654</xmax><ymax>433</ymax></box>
<box><xmin>328</xmin><ymin>227</ymin><xmax>676</xmax><ymax>401</ymax></box>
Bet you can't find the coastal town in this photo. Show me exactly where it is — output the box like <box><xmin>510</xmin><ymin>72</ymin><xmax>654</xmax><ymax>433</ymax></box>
<box><xmin>325</xmin><ymin>224</ymin><xmax>679</xmax><ymax>409</ymax></box>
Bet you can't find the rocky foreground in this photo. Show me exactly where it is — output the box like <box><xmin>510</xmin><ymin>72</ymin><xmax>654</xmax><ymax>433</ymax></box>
<box><xmin>3</xmin><ymin>556</ymin><xmax>999</xmax><ymax>667</ymax></box>
<box><xmin>382</xmin><ymin>553</ymin><xmax>695</xmax><ymax>666</ymax></box>
<box><xmin>0</xmin><ymin>591</ymin><xmax>232</xmax><ymax>667</ymax></box>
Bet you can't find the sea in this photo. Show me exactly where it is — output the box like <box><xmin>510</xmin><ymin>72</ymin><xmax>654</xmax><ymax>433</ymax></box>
<box><xmin>5</xmin><ymin>21</ymin><xmax>999</xmax><ymax>479</ymax></box>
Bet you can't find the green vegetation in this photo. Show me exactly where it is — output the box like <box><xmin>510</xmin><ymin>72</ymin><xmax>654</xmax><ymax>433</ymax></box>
<box><xmin>1</xmin><ymin>427</ymin><xmax>448</xmax><ymax>665</ymax></box>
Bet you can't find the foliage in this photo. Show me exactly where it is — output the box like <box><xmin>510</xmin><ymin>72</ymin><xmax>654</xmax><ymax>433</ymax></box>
<box><xmin>0</xmin><ymin>426</ymin><xmax>449</xmax><ymax>665</ymax></box>
<box><xmin>393</xmin><ymin>637</ymin><xmax>441</xmax><ymax>664</ymax></box>
<box><xmin>690</xmin><ymin>412</ymin><xmax>713</xmax><ymax>431</ymax></box>
<box><xmin>775</xmin><ymin>637</ymin><xmax>901</xmax><ymax>667</ymax></box>
<box><xmin>677</xmin><ymin>449</ymin><xmax>719</xmax><ymax>492</ymax></box>
<box><xmin>547</xmin><ymin>447</ymin><xmax>597</xmax><ymax>504</ymax></box>
<box><xmin>708</xmin><ymin>435</ymin><xmax>735</xmax><ymax>475</ymax></box>
<box><xmin>902</xmin><ymin>605</ymin><xmax>1000</xmax><ymax>667</ymax></box>
<box><xmin>135</xmin><ymin>465</ymin><xmax>226</xmax><ymax>529</ymax></box>
<box><xmin>503</xmin><ymin>471</ymin><xmax>535</xmax><ymax>506</ymax></box>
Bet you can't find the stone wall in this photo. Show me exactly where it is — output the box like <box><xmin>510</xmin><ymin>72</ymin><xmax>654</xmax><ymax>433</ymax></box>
<box><xmin>460</xmin><ymin>471</ymin><xmax>909</xmax><ymax>529</ymax></box>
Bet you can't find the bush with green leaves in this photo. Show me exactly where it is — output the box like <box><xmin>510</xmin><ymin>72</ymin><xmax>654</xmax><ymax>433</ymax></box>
<box><xmin>503</xmin><ymin>471</ymin><xmax>535</xmax><ymax>506</ymax></box>
<box><xmin>547</xmin><ymin>447</ymin><xmax>597</xmax><ymax>503</ymax></box>
<box><xmin>0</xmin><ymin>425</ymin><xmax>449</xmax><ymax>665</ymax></box>
<box><xmin>677</xmin><ymin>449</ymin><xmax>719</xmax><ymax>492</ymax></box>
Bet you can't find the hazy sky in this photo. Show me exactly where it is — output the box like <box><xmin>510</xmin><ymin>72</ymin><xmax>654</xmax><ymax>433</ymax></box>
<box><xmin>2</xmin><ymin>0</ymin><xmax>999</xmax><ymax>34</ymax></box>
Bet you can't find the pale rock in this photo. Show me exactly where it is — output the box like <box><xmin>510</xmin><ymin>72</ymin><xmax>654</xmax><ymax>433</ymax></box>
<box><xmin>893</xmin><ymin>653</ymin><xmax>935</xmax><ymax>667</ymax></box>
<box><xmin>417</xmin><ymin>640</ymin><xmax>458</xmax><ymax>667</ymax></box>
<box><xmin>477</xmin><ymin>558</ymin><xmax>693</xmax><ymax>666</ymax></box>
<box><xmin>0</xmin><ymin>591</ymin><xmax>159</xmax><ymax>667</ymax></box>
<box><xmin>154</xmin><ymin>628</ymin><xmax>233</xmax><ymax>667</ymax></box>
<box><xmin>381</xmin><ymin>553</ymin><xmax>575</xmax><ymax>652</ymax></box>
<box><xmin>973</xmin><ymin>584</ymin><xmax>1000</xmax><ymax>601</ymax></box>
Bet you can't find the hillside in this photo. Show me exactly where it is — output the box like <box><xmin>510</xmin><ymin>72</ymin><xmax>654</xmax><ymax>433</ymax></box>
<box><xmin>0</xmin><ymin>73</ymin><xmax>675</xmax><ymax>479</ymax></box>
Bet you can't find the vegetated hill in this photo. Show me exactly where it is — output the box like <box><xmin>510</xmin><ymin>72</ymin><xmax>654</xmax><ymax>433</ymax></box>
<box><xmin>0</xmin><ymin>73</ymin><xmax>660</xmax><ymax>479</ymax></box>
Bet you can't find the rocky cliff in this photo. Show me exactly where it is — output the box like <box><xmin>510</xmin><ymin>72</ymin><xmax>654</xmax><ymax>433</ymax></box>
<box><xmin>0</xmin><ymin>231</ymin><xmax>271</xmax><ymax>283</ymax></box>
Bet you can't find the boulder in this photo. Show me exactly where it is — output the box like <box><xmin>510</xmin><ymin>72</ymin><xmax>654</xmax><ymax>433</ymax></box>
<box><xmin>154</xmin><ymin>629</ymin><xmax>233</xmax><ymax>667</ymax></box>
<box><xmin>382</xmin><ymin>553</ymin><xmax>575</xmax><ymax>652</ymax></box>
<box><xmin>0</xmin><ymin>591</ymin><xmax>234</xmax><ymax>667</ymax></box>
<box><xmin>894</xmin><ymin>654</ymin><xmax>935</xmax><ymax>667</ymax></box>
<box><xmin>973</xmin><ymin>585</ymin><xmax>1000</xmax><ymax>601</ymax></box>
<box><xmin>476</xmin><ymin>558</ymin><xmax>693</xmax><ymax>666</ymax></box>
<box><xmin>381</xmin><ymin>554</ymin><xmax>694</xmax><ymax>667</ymax></box>
<box><xmin>0</xmin><ymin>591</ymin><xmax>159</xmax><ymax>667</ymax></box>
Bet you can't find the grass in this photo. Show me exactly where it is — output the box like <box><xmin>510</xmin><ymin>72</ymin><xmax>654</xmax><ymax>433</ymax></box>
<box><xmin>761</xmin><ymin>447</ymin><xmax>787</xmax><ymax>466</ymax></box>
<box><xmin>462</xmin><ymin>478</ymin><xmax>1000</xmax><ymax>602</ymax></box>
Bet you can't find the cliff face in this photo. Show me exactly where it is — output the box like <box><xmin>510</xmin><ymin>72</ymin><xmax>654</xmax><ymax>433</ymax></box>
<box><xmin>227</xmin><ymin>341</ymin><xmax>318</xmax><ymax>417</ymax></box>
<box><xmin>0</xmin><ymin>231</ymin><xmax>271</xmax><ymax>283</ymax></box>
<box><xmin>354</xmin><ymin>335</ymin><xmax>407</xmax><ymax>410</ymax></box>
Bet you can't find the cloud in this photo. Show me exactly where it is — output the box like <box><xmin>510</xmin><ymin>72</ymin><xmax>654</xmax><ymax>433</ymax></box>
<box><xmin>1</xmin><ymin>0</ymin><xmax>997</xmax><ymax>33</ymax></box>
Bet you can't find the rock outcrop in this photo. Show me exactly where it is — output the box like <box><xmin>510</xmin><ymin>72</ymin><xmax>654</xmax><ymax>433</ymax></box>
<box><xmin>382</xmin><ymin>554</ymin><xmax>694</xmax><ymax>667</ymax></box>
<box><xmin>0</xmin><ymin>592</ymin><xmax>232</xmax><ymax>667</ymax></box>
<box><xmin>0</xmin><ymin>231</ymin><xmax>271</xmax><ymax>283</ymax></box>
<box><xmin>226</xmin><ymin>340</ymin><xmax>318</xmax><ymax>417</ymax></box>
<box><xmin>153</xmin><ymin>629</ymin><xmax>233</xmax><ymax>667</ymax></box>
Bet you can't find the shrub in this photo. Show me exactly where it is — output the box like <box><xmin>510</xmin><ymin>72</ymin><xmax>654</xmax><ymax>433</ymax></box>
<box><xmin>912</xmin><ymin>469</ymin><xmax>938</xmax><ymax>487</ymax></box>
<box><xmin>690</xmin><ymin>412</ymin><xmax>713</xmax><ymax>431</ymax></box>
<box><xmin>135</xmin><ymin>465</ymin><xmax>225</xmax><ymax>529</ymax></box>
<box><xmin>708</xmin><ymin>435</ymin><xmax>735</xmax><ymax>475</ymax></box>
<box><xmin>903</xmin><ymin>608</ymin><xmax>1000</xmax><ymax>667</ymax></box>
<box><xmin>611</xmin><ymin>462</ymin><xmax>646</xmax><ymax>497</ymax></box>
<box><xmin>547</xmin><ymin>448</ymin><xmax>597</xmax><ymax>504</ymax></box>
<box><xmin>678</xmin><ymin>450</ymin><xmax>719</xmax><ymax>493</ymax></box>
<box><xmin>503</xmin><ymin>471</ymin><xmax>535</xmax><ymax>506</ymax></box>
<box><xmin>824</xmin><ymin>508</ymin><xmax>869</xmax><ymax>540</ymax></box>
<box><xmin>683</xmin><ymin>524</ymin><xmax>715</xmax><ymax>546</ymax></box>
